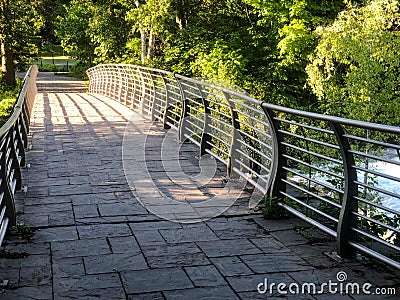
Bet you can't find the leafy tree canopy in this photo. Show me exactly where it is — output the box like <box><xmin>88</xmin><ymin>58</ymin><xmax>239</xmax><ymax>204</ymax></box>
<box><xmin>306</xmin><ymin>0</ymin><xmax>400</xmax><ymax>125</ymax></box>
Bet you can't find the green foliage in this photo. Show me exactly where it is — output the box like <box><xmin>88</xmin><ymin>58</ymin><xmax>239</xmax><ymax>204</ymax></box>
<box><xmin>191</xmin><ymin>39</ymin><xmax>248</xmax><ymax>86</ymax></box>
<box><xmin>260</xmin><ymin>196</ymin><xmax>289</xmax><ymax>219</ymax></box>
<box><xmin>55</xmin><ymin>0</ymin><xmax>96</xmax><ymax>63</ymax></box>
<box><xmin>9</xmin><ymin>221</ymin><xmax>34</xmax><ymax>242</ymax></box>
<box><xmin>0</xmin><ymin>98</ymin><xmax>17</xmax><ymax>126</ymax></box>
<box><xmin>69</xmin><ymin>61</ymin><xmax>92</xmax><ymax>80</ymax></box>
<box><xmin>0</xmin><ymin>79</ymin><xmax>22</xmax><ymax>126</ymax></box>
<box><xmin>306</xmin><ymin>0</ymin><xmax>400</xmax><ymax>125</ymax></box>
<box><xmin>0</xmin><ymin>0</ymin><xmax>44</xmax><ymax>85</ymax></box>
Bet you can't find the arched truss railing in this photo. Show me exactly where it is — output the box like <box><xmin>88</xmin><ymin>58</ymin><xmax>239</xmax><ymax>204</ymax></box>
<box><xmin>0</xmin><ymin>65</ymin><xmax>38</xmax><ymax>246</ymax></box>
<box><xmin>87</xmin><ymin>64</ymin><xmax>400</xmax><ymax>270</ymax></box>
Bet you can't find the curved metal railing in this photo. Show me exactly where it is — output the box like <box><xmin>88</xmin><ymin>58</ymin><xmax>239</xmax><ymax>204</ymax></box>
<box><xmin>0</xmin><ymin>65</ymin><xmax>38</xmax><ymax>246</ymax></box>
<box><xmin>87</xmin><ymin>64</ymin><xmax>400</xmax><ymax>270</ymax></box>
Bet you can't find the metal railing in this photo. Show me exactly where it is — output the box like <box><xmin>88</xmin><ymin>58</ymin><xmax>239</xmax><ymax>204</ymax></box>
<box><xmin>0</xmin><ymin>65</ymin><xmax>38</xmax><ymax>246</ymax></box>
<box><xmin>87</xmin><ymin>64</ymin><xmax>400</xmax><ymax>270</ymax></box>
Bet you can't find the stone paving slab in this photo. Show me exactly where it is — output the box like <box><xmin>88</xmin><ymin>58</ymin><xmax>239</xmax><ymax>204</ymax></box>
<box><xmin>0</xmin><ymin>73</ymin><xmax>399</xmax><ymax>299</ymax></box>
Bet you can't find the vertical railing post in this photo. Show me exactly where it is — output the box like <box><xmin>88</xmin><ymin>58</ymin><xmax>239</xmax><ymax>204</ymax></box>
<box><xmin>15</xmin><ymin>117</ymin><xmax>26</xmax><ymax>167</ymax></box>
<box><xmin>330</xmin><ymin>122</ymin><xmax>358</xmax><ymax>258</ymax></box>
<box><xmin>117</xmin><ymin>66</ymin><xmax>123</xmax><ymax>102</ymax></box>
<box><xmin>261</xmin><ymin>107</ymin><xmax>287</xmax><ymax>198</ymax></box>
<box><xmin>175</xmin><ymin>75</ymin><xmax>189</xmax><ymax>142</ymax></box>
<box><xmin>132</xmin><ymin>67</ymin><xmax>140</xmax><ymax>110</ymax></box>
<box><xmin>122</xmin><ymin>67</ymin><xmax>129</xmax><ymax>106</ymax></box>
<box><xmin>223</xmin><ymin>92</ymin><xmax>240</xmax><ymax>179</ymax></box>
<box><xmin>149</xmin><ymin>73</ymin><xmax>157</xmax><ymax>121</ymax></box>
<box><xmin>9</xmin><ymin>126</ymin><xmax>22</xmax><ymax>191</ymax></box>
<box><xmin>161</xmin><ymin>75</ymin><xmax>171</xmax><ymax>129</ymax></box>
<box><xmin>1</xmin><ymin>135</ymin><xmax>16</xmax><ymax>227</ymax></box>
<box><xmin>196</xmin><ymin>84</ymin><xmax>212</xmax><ymax>156</ymax></box>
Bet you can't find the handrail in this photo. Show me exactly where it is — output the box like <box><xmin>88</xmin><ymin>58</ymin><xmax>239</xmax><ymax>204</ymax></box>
<box><xmin>0</xmin><ymin>65</ymin><xmax>38</xmax><ymax>246</ymax></box>
<box><xmin>87</xmin><ymin>63</ymin><xmax>400</xmax><ymax>270</ymax></box>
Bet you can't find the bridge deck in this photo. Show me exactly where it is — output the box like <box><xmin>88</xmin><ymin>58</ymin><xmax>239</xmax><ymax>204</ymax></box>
<box><xmin>0</xmin><ymin>73</ymin><xmax>398</xmax><ymax>299</ymax></box>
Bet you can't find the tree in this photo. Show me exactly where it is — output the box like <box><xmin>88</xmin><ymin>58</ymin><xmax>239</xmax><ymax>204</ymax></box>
<box><xmin>0</xmin><ymin>0</ymin><xmax>43</xmax><ymax>86</ymax></box>
<box><xmin>40</xmin><ymin>0</ymin><xmax>71</xmax><ymax>43</ymax></box>
<box><xmin>88</xmin><ymin>1</ymin><xmax>131</xmax><ymax>63</ymax></box>
<box><xmin>55</xmin><ymin>0</ymin><xmax>96</xmax><ymax>63</ymax></box>
<box><xmin>242</xmin><ymin>0</ymin><xmax>345</xmax><ymax>107</ymax></box>
<box><xmin>57</xmin><ymin>0</ymin><xmax>131</xmax><ymax>64</ymax></box>
<box><xmin>126</xmin><ymin>0</ymin><xmax>171</xmax><ymax>63</ymax></box>
<box><xmin>306</xmin><ymin>0</ymin><xmax>400</xmax><ymax>125</ymax></box>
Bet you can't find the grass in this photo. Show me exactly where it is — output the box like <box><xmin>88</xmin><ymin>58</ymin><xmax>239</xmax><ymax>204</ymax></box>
<box><xmin>35</xmin><ymin>56</ymin><xmax>76</xmax><ymax>66</ymax></box>
<box><xmin>32</xmin><ymin>55</ymin><xmax>77</xmax><ymax>72</ymax></box>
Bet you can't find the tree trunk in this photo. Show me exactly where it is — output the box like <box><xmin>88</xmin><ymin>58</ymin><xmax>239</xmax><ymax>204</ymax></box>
<box><xmin>1</xmin><ymin>41</ymin><xmax>16</xmax><ymax>87</ymax></box>
<box><xmin>140</xmin><ymin>28</ymin><xmax>147</xmax><ymax>64</ymax></box>
<box><xmin>175</xmin><ymin>0</ymin><xmax>187</xmax><ymax>29</ymax></box>
<box><xmin>147</xmin><ymin>29</ymin><xmax>155</xmax><ymax>60</ymax></box>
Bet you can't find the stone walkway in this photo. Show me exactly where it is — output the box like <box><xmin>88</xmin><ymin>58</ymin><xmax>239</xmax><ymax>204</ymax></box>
<box><xmin>0</xmin><ymin>73</ymin><xmax>399</xmax><ymax>299</ymax></box>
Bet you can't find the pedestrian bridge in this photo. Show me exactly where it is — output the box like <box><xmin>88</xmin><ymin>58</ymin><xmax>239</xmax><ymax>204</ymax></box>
<box><xmin>0</xmin><ymin>65</ymin><xmax>399</xmax><ymax>299</ymax></box>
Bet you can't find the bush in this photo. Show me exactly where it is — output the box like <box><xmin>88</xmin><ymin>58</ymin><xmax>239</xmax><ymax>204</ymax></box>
<box><xmin>0</xmin><ymin>78</ymin><xmax>22</xmax><ymax>127</ymax></box>
<box><xmin>260</xmin><ymin>196</ymin><xmax>289</xmax><ymax>220</ymax></box>
<box><xmin>0</xmin><ymin>98</ymin><xmax>17</xmax><ymax>126</ymax></box>
<box><xmin>69</xmin><ymin>61</ymin><xmax>93</xmax><ymax>80</ymax></box>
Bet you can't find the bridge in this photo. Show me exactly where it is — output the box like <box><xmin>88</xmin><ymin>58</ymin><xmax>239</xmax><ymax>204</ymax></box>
<box><xmin>0</xmin><ymin>65</ymin><xmax>399</xmax><ymax>298</ymax></box>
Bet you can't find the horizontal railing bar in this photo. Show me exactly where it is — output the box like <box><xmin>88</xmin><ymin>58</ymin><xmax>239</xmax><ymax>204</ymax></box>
<box><xmin>353</xmin><ymin>165</ymin><xmax>400</xmax><ymax>182</ymax></box>
<box><xmin>185</xmin><ymin>119</ymin><xmax>203</xmax><ymax>132</ymax></box>
<box><xmin>280</xmin><ymin>189</ymin><xmax>339</xmax><ymax>223</ymax></box>
<box><xmin>351</xmin><ymin>227</ymin><xmax>400</xmax><ymax>252</ymax></box>
<box><xmin>354</xmin><ymin>180</ymin><xmax>400</xmax><ymax>199</ymax></box>
<box><xmin>232</xmin><ymin>167</ymin><xmax>267</xmax><ymax>194</ymax></box>
<box><xmin>283</xmin><ymin>166</ymin><xmax>344</xmax><ymax>197</ymax></box>
<box><xmin>278</xmin><ymin>201</ymin><xmax>337</xmax><ymax>237</ymax></box>
<box><xmin>235</xmin><ymin>148</ymin><xmax>272</xmax><ymax>173</ymax></box>
<box><xmin>206</xmin><ymin>131</ymin><xmax>231</xmax><ymax>148</ymax></box>
<box><xmin>263</xmin><ymin>102</ymin><xmax>400</xmax><ymax>134</ymax></box>
<box><xmin>282</xmin><ymin>179</ymin><xmax>342</xmax><ymax>214</ymax></box>
<box><xmin>188</xmin><ymin>104</ymin><xmax>205</xmax><ymax>120</ymax></box>
<box><xmin>206</xmin><ymin>141</ymin><xmax>229</xmax><ymax>157</ymax></box>
<box><xmin>278</xmin><ymin>130</ymin><xmax>340</xmax><ymax>150</ymax></box>
<box><xmin>183</xmin><ymin>89</ymin><xmax>203</xmax><ymax>100</ymax></box>
<box><xmin>207</xmin><ymin>106</ymin><xmax>232</xmax><ymax>120</ymax></box>
<box><xmin>236</xmin><ymin>110</ymin><xmax>271</xmax><ymax>129</ymax></box>
<box><xmin>208</xmin><ymin>115</ymin><xmax>233</xmax><ymax>129</ymax></box>
<box><xmin>352</xmin><ymin>211</ymin><xmax>400</xmax><ymax>234</ymax></box>
<box><xmin>349</xmin><ymin>150</ymin><xmax>400</xmax><ymax>166</ymax></box>
<box><xmin>274</xmin><ymin>117</ymin><xmax>334</xmax><ymax>135</ymax></box>
<box><xmin>205</xmin><ymin>148</ymin><xmax>228</xmax><ymax>165</ymax></box>
<box><xmin>233</xmin><ymin>159</ymin><xmax>269</xmax><ymax>184</ymax></box>
<box><xmin>236</xmin><ymin>129</ymin><xmax>273</xmax><ymax>150</ymax></box>
<box><xmin>234</xmin><ymin>119</ymin><xmax>272</xmax><ymax>139</ymax></box>
<box><xmin>183</xmin><ymin>133</ymin><xmax>201</xmax><ymax>147</ymax></box>
<box><xmin>281</xmin><ymin>142</ymin><xmax>343</xmax><ymax>165</ymax></box>
<box><xmin>236</xmin><ymin>139</ymin><xmax>273</xmax><ymax>162</ymax></box>
<box><xmin>165</xmin><ymin>121</ymin><xmax>179</xmax><ymax>131</ymax></box>
<box><xmin>343</xmin><ymin>134</ymin><xmax>400</xmax><ymax>150</ymax></box>
<box><xmin>282</xmin><ymin>154</ymin><xmax>345</xmax><ymax>179</ymax></box>
<box><xmin>184</xmin><ymin>126</ymin><xmax>202</xmax><ymax>140</ymax></box>
<box><xmin>187</xmin><ymin>113</ymin><xmax>204</xmax><ymax>125</ymax></box>
<box><xmin>208</xmin><ymin>123</ymin><xmax>232</xmax><ymax>138</ymax></box>
<box><xmin>348</xmin><ymin>242</ymin><xmax>400</xmax><ymax>270</ymax></box>
<box><xmin>354</xmin><ymin>196</ymin><xmax>399</xmax><ymax>215</ymax></box>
